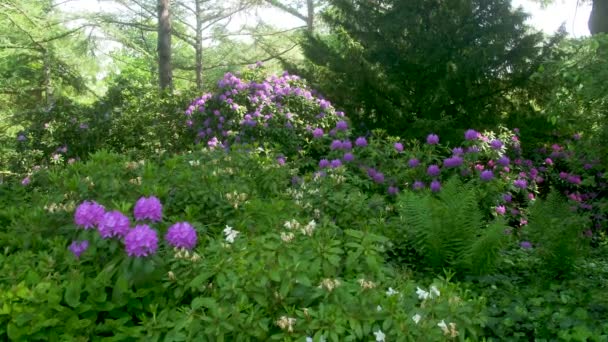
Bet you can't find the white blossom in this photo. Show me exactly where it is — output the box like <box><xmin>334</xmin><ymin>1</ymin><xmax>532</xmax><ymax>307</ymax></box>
<box><xmin>223</xmin><ymin>225</ymin><xmax>240</xmax><ymax>243</ymax></box>
<box><xmin>416</xmin><ymin>287</ymin><xmax>430</xmax><ymax>300</ymax></box>
<box><xmin>437</xmin><ymin>320</ymin><xmax>449</xmax><ymax>335</ymax></box>
<box><xmin>412</xmin><ymin>314</ymin><xmax>421</xmax><ymax>324</ymax></box>
<box><xmin>386</xmin><ymin>287</ymin><xmax>399</xmax><ymax>297</ymax></box>
<box><xmin>373</xmin><ymin>329</ymin><xmax>386</xmax><ymax>342</ymax></box>
<box><xmin>301</xmin><ymin>220</ymin><xmax>317</xmax><ymax>236</ymax></box>
<box><xmin>377</xmin><ymin>305</ymin><xmax>383</xmax><ymax>312</ymax></box>
<box><xmin>276</xmin><ymin>316</ymin><xmax>296</xmax><ymax>333</ymax></box>
<box><xmin>430</xmin><ymin>285</ymin><xmax>440</xmax><ymax>298</ymax></box>
<box><xmin>306</xmin><ymin>337</ymin><xmax>313</xmax><ymax>342</ymax></box>
<box><xmin>281</xmin><ymin>232</ymin><xmax>295</xmax><ymax>243</ymax></box>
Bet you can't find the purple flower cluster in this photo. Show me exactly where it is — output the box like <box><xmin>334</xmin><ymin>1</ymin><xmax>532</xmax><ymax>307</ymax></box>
<box><xmin>74</xmin><ymin>201</ymin><xmax>106</xmax><ymax>229</ymax></box>
<box><xmin>426</xmin><ymin>134</ymin><xmax>439</xmax><ymax>145</ymax></box>
<box><xmin>98</xmin><ymin>211</ymin><xmax>130</xmax><ymax>239</ymax></box>
<box><xmin>427</xmin><ymin>165</ymin><xmax>441</xmax><ymax>177</ymax></box>
<box><xmin>464</xmin><ymin>129</ymin><xmax>479</xmax><ymax>140</ymax></box>
<box><xmin>186</xmin><ymin>71</ymin><xmax>345</xmax><ymax>152</ymax></box>
<box><xmin>69</xmin><ymin>240</ymin><xmax>89</xmax><ymax>258</ymax></box>
<box><xmin>480</xmin><ymin>170</ymin><xmax>494</xmax><ymax>181</ymax></box>
<box><xmin>134</xmin><ymin>196</ymin><xmax>163</xmax><ymax>222</ymax></box>
<box><xmin>355</xmin><ymin>137</ymin><xmax>368</xmax><ymax>147</ymax></box>
<box><xmin>125</xmin><ymin>225</ymin><xmax>159</xmax><ymax>257</ymax></box>
<box><xmin>165</xmin><ymin>222</ymin><xmax>198</xmax><ymax>250</ymax></box>
<box><xmin>443</xmin><ymin>156</ymin><xmax>463</xmax><ymax>168</ymax></box>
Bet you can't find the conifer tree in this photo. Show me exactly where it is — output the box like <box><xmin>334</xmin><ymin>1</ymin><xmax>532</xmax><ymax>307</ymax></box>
<box><xmin>289</xmin><ymin>0</ymin><xmax>559</xmax><ymax>139</ymax></box>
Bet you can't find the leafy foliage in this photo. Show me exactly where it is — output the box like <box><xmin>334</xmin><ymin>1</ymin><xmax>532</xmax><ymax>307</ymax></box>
<box><xmin>526</xmin><ymin>190</ymin><xmax>592</xmax><ymax>277</ymax></box>
<box><xmin>394</xmin><ymin>177</ymin><xmax>508</xmax><ymax>276</ymax></box>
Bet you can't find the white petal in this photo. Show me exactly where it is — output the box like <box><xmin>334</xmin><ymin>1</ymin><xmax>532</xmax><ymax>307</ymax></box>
<box><xmin>412</xmin><ymin>314</ymin><xmax>421</xmax><ymax>324</ymax></box>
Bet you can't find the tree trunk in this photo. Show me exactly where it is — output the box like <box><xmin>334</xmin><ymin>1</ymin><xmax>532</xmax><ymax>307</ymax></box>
<box><xmin>195</xmin><ymin>0</ymin><xmax>203</xmax><ymax>90</ymax></box>
<box><xmin>157</xmin><ymin>0</ymin><xmax>173</xmax><ymax>90</ymax></box>
<box><xmin>43</xmin><ymin>49</ymin><xmax>54</xmax><ymax>110</ymax></box>
<box><xmin>589</xmin><ymin>0</ymin><xmax>608</xmax><ymax>35</ymax></box>
<box><xmin>306</xmin><ymin>0</ymin><xmax>314</xmax><ymax>31</ymax></box>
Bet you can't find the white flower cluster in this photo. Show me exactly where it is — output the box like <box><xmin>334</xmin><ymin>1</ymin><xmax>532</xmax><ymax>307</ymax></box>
<box><xmin>437</xmin><ymin>320</ymin><xmax>459</xmax><ymax>337</ymax></box>
<box><xmin>283</xmin><ymin>219</ymin><xmax>317</xmax><ymax>237</ymax></box>
<box><xmin>223</xmin><ymin>225</ymin><xmax>240</xmax><ymax>243</ymax></box>
<box><xmin>225</xmin><ymin>191</ymin><xmax>248</xmax><ymax>209</ymax></box>
<box><xmin>318</xmin><ymin>278</ymin><xmax>342</xmax><ymax>292</ymax></box>
<box><xmin>275</xmin><ymin>316</ymin><xmax>296</xmax><ymax>333</ymax></box>
<box><xmin>415</xmin><ymin>285</ymin><xmax>440</xmax><ymax>300</ymax></box>
<box><xmin>173</xmin><ymin>247</ymin><xmax>201</xmax><ymax>262</ymax></box>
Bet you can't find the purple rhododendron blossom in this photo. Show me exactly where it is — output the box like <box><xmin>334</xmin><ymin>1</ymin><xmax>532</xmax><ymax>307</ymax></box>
<box><xmin>134</xmin><ymin>196</ymin><xmax>163</xmax><ymax>222</ymax></box>
<box><xmin>430</xmin><ymin>180</ymin><xmax>441</xmax><ymax>192</ymax></box>
<box><xmin>125</xmin><ymin>225</ymin><xmax>159</xmax><ymax>257</ymax></box>
<box><xmin>336</xmin><ymin>120</ymin><xmax>348</xmax><ymax>131</ymax></box>
<box><xmin>355</xmin><ymin>137</ymin><xmax>368</xmax><ymax>147</ymax></box>
<box><xmin>69</xmin><ymin>240</ymin><xmax>89</xmax><ymax>258</ymax></box>
<box><xmin>427</xmin><ymin>165</ymin><xmax>441</xmax><ymax>177</ymax></box>
<box><xmin>343</xmin><ymin>152</ymin><xmax>354</xmax><ymax>162</ymax></box>
<box><xmin>319</xmin><ymin>159</ymin><xmax>330</xmax><ymax>168</ymax></box>
<box><xmin>480</xmin><ymin>170</ymin><xmax>494</xmax><ymax>181</ymax></box>
<box><xmin>387</xmin><ymin>186</ymin><xmax>399</xmax><ymax>195</ymax></box>
<box><xmin>443</xmin><ymin>156</ymin><xmax>463</xmax><ymax>168</ymax></box>
<box><xmin>452</xmin><ymin>147</ymin><xmax>464</xmax><ymax>155</ymax></box>
<box><xmin>464</xmin><ymin>129</ymin><xmax>478</xmax><ymax>140</ymax></box>
<box><xmin>74</xmin><ymin>201</ymin><xmax>106</xmax><ymax>229</ymax></box>
<box><xmin>496</xmin><ymin>205</ymin><xmax>506</xmax><ymax>215</ymax></box>
<box><xmin>98</xmin><ymin>211</ymin><xmax>130</xmax><ymax>239</ymax></box>
<box><xmin>489</xmin><ymin>139</ymin><xmax>503</xmax><ymax>150</ymax></box>
<box><xmin>408</xmin><ymin>158</ymin><xmax>420</xmax><ymax>168</ymax></box>
<box><xmin>514</xmin><ymin>179</ymin><xmax>528</xmax><ymax>189</ymax></box>
<box><xmin>394</xmin><ymin>142</ymin><xmax>404</xmax><ymax>152</ymax></box>
<box><xmin>373</xmin><ymin>172</ymin><xmax>385</xmax><ymax>184</ymax></box>
<box><xmin>330</xmin><ymin>140</ymin><xmax>342</xmax><ymax>150</ymax></box>
<box><xmin>341</xmin><ymin>140</ymin><xmax>352</xmax><ymax>150</ymax></box>
<box><xmin>166</xmin><ymin>222</ymin><xmax>198</xmax><ymax>250</ymax></box>
<box><xmin>21</xmin><ymin>176</ymin><xmax>31</xmax><ymax>186</ymax></box>
<box><xmin>426</xmin><ymin>134</ymin><xmax>439</xmax><ymax>145</ymax></box>
<box><xmin>467</xmin><ymin>146</ymin><xmax>480</xmax><ymax>154</ymax></box>
<box><xmin>503</xmin><ymin>194</ymin><xmax>512</xmax><ymax>203</ymax></box>
<box><xmin>330</xmin><ymin>159</ymin><xmax>342</xmax><ymax>168</ymax></box>
<box><xmin>412</xmin><ymin>181</ymin><xmax>425</xmax><ymax>190</ymax></box>
<box><xmin>497</xmin><ymin>156</ymin><xmax>510</xmax><ymax>166</ymax></box>
<box><xmin>520</xmin><ymin>241</ymin><xmax>532</xmax><ymax>249</ymax></box>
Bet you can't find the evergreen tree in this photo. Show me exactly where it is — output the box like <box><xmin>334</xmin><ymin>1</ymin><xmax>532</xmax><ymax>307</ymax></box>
<box><xmin>288</xmin><ymin>0</ymin><xmax>559</xmax><ymax>139</ymax></box>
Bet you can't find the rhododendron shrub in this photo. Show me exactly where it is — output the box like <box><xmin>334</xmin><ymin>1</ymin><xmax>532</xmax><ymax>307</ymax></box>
<box><xmin>307</xmin><ymin>126</ymin><xmax>606</xmax><ymax>237</ymax></box>
<box><xmin>184</xmin><ymin>66</ymin><xmax>349</xmax><ymax>159</ymax></box>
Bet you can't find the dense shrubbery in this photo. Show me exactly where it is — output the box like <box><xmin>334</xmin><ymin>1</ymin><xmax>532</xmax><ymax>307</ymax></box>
<box><xmin>2</xmin><ymin>68</ymin><xmax>608</xmax><ymax>340</ymax></box>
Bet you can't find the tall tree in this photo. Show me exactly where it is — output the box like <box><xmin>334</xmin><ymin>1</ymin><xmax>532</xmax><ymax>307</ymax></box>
<box><xmin>157</xmin><ymin>0</ymin><xmax>173</xmax><ymax>90</ymax></box>
<box><xmin>0</xmin><ymin>0</ymin><xmax>97</xmax><ymax>112</ymax></box>
<box><xmin>262</xmin><ymin>0</ymin><xmax>323</xmax><ymax>31</ymax></box>
<box><xmin>589</xmin><ymin>0</ymin><xmax>608</xmax><ymax>34</ymax></box>
<box><xmin>534</xmin><ymin>0</ymin><xmax>607</xmax><ymax>35</ymax></box>
<box><xmin>289</xmin><ymin>0</ymin><xmax>558</xmax><ymax>139</ymax></box>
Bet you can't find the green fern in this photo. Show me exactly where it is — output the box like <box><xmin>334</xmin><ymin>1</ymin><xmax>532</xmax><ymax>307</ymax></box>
<box><xmin>527</xmin><ymin>190</ymin><xmax>590</xmax><ymax>277</ymax></box>
<box><xmin>396</xmin><ymin>177</ymin><xmax>507</xmax><ymax>275</ymax></box>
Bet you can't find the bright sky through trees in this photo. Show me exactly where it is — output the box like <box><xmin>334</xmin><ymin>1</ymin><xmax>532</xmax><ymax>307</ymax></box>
<box><xmin>64</xmin><ymin>0</ymin><xmax>591</xmax><ymax>37</ymax></box>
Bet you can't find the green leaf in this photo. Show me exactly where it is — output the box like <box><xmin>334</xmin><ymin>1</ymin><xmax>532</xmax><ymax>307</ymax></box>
<box><xmin>191</xmin><ymin>297</ymin><xmax>217</xmax><ymax>311</ymax></box>
<box><xmin>64</xmin><ymin>277</ymin><xmax>82</xmax><ymax>308</ymax></box>
<box><xmin>189</xmin><ymin>272</ymin><xmax>212</xmax><ymax>288</ymax></box>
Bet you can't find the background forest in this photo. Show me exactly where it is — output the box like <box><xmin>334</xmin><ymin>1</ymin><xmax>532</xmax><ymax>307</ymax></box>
<box><xmin>1</xmin><ymin>0</ymin><xmax>608</xmax><ymax>340</ymax></box>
